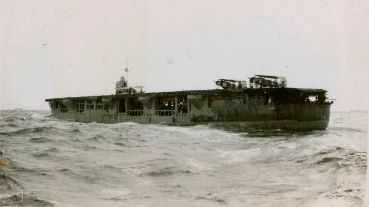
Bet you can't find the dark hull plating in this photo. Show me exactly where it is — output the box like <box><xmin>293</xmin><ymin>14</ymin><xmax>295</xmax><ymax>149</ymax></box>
<box><xmin>46</xmin><ymin>88</ymin><xmax>331</xmax><ymax>131</ymax></box>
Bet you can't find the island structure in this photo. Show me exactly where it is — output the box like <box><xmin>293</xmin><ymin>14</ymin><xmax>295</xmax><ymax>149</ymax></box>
<box><xmin>45</xmin><ymin>75</ymin><xmax>333</xmax><ymax>130</ymax></box>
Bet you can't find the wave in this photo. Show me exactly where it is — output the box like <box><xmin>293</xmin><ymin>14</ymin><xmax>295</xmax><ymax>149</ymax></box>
<box><xmin>69</xmin><ymin>127</ymin><xmax>82</xmax><ymax>133</ymax></box>
<box><xmin>329</xmin><ymin>126</ymin><xmax>367</xmax><ymax>133</ymax></box>
<box><xmin>10</xmin><ymin>167</ymin><xmax>49</xmax><ymax>177</ymax></box>
<box><xmin>0</xmin><ymin>174</ymin><xmax>23</xmax><ymax>193</ymax></box>
<box><xmin>57</xmin><ymin>168</ymin><xmax>100</xmax><ymax>184</ymax></box>
<box><xmin>88</xmin><ymin>134</ymin><xmax>106</xmax><ymax>142</ymax></box>
<box><xmin>114</xmin><ymin>142</ymin><xmax>129</xmax><ymax>147</ymax></box>
<box><xmin>82</xmin><ymin>145</ymin><xmax>98</xmax><ymax>151</ymax></box>
<box><xmin>0</xmin><ymin>126</ymin><xmax>56</xmax><ymax>136</ymax></box>
<box><xmin>0</xmin><ymin>194</ymin><xmax>54</xmax><ymax>207</ymax></box>
<box><xmin>29</xmin><ymin>136</ymin><xmax>51</xmax><ymax>143</ymax></box>
<box><xmin>32</xmin><ymin>148</ymin><xmax>58</xmax><ymax>158</ymax></box>
<box><xmin>142</xmin><ymin>167</ymin><xmax>191</xmax><ymax>177</ymax></box>
<box><xmin>294</xmin><ymin>146</ymin><xmax>367</xmax><ymax>171</ymax></box>
<box><xmin>0</xmin><ymin>122</ymin><xmax>19</xmax><ymax>128</ymax></box>
<box><xmin>342</xmin><ymin>151</ymin><xmax>367</xmax><ymax>168</ymax></box>
<box><xmin>315</xmin><ymin>147</ymin><xmax>344</xmax><ymax>156</ymax></box>
<box><xmin>29</xmin><ymin>113</ymin><xmax>46</xmax><ymax>120</ymax></box>
<box><xmin>315</xmin><ymin>157</ymin><xmax>343</xmax><ymax>165</ymax></box>
<box><xmin>318</xmin><ymin>188</ymin><xmax>365</xmax><ymax>206</ymax></box>
<box><xmin>0</xmin><ymin>116</ymin><xmax>27</xmax><ymax>123</ymax></box>
<box><xmin>195</xmin><ymin>195</ymin><xmax>227</xmax><ymax>204</ymax></box>
<box><xmin>313</xmin><ymin>150</ymin><xmax>367</xmax><ymax>168</ymax></box>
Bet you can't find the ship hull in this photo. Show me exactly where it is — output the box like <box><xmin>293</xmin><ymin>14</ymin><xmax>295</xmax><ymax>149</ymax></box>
<box><xmin>49</xmin><ymin>104</ymin><xmax>331</xmax><ymax>131</ymax></box>
<box><xmin>46</xmin><ymin>88</ymin><xmax>332</xmax><ymax>131</ymax></box>
<box><xmin>49</xmin><ymin>113</ymin><xmax>329</xmax><ymax>131</ymax></box>
<box><xmin>209</xmin><ymin>119</ymin><xmax>329</xmax><ymax>131</ymax></box>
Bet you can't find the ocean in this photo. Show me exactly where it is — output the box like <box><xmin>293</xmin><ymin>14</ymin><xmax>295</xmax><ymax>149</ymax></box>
<box><xmin>0</xmin><ymin>110</ymin><xmax>367</xmax><ymax>207</ymax></box>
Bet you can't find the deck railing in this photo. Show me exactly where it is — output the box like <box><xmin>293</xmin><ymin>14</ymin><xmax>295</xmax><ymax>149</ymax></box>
<box><xmin>112</xmin><ymin>110</ymin><xmax>188</xmax><ymax>117</ymax></box>
<box><xmin>155</xmin><ymin>110</ymin><xmax>175</xmax><ymax>116</ymax></box>
<box><xmin>127</xmin><ymin>110</ymin><xmax>144</xmax><ymax>116</ymax></box>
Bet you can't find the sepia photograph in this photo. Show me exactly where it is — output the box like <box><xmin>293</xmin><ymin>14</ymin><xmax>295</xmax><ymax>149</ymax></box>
<box><xmin>0</xmin><ymin>0</ymin><xmax>368</xmax><ymax>206</ymax></box>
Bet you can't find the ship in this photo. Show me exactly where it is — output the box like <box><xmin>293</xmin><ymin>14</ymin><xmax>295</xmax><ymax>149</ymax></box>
<box><xmin>45</xmin><ymin>75</ymin><xmax>333</xmax><ymax>131</ymax></box>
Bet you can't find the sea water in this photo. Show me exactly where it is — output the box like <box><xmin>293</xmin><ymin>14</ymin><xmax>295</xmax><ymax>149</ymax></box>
<box><xmin>0</xmin><ymin>110</ymin><xmax>366</xmax><ymax>206</ymax></box>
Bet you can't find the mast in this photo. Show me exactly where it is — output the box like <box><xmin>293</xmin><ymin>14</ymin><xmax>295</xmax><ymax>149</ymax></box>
<box><xmin>124</xmin><ymin>67</ymin><xmax>129</xmax><ymax>83</ymax></box>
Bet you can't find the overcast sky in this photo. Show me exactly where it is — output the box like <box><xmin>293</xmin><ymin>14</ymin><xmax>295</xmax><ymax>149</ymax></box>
<box><xmin>1</xmin><ymin>0</ymin><xmax>368</xmax><ymax>111</ymax></box>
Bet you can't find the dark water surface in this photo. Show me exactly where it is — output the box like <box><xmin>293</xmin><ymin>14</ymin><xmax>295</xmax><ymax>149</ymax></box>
<box><xmin>0</xmin><ymin>110</ymin><xmax>367</xmax><ymax>206</ymax></box>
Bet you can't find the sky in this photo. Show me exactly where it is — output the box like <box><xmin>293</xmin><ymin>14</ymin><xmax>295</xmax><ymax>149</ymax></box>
<box><xmin>1</xmin><ymin>0</ymin><xmax>368</xmax><ymax>111</ymax></box>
